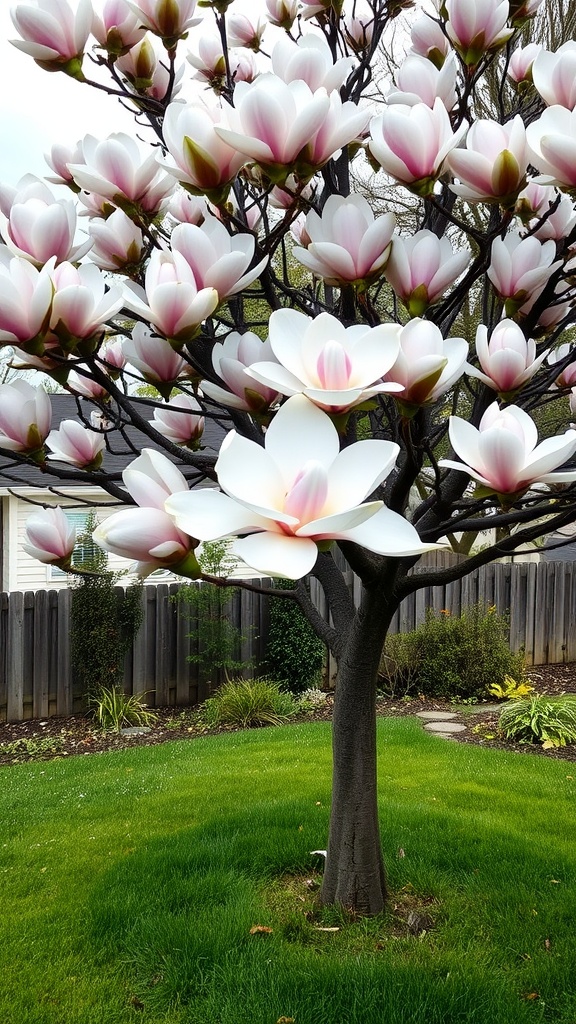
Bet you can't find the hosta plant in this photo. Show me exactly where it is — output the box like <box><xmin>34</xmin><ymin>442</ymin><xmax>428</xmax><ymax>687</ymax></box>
<box><xmin>499</xmin><ymin>694</ymin><xmax>576</xmax><ymax>748</ymax></box>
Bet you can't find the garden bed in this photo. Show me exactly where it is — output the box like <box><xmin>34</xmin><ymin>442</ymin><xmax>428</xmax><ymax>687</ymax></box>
<box><xmin>1</xmin><ymin>664</ymin><xmax>576</xmax><ymax>765</ymax></box>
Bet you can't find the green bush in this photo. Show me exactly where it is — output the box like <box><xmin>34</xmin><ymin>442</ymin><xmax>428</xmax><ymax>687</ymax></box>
<box><xmin>499</xmin><ymin>694</ymin><xmax>576</xmax><ymax>747</ymax></box>
<box><xmin>199</xmin><ymin>677</ymin><xmax>299</xmax><ymax>728</ymax></box>
<box><xmin>264</xmin><ymin>579</ymin><xmax>325</xmax><ymax>694</ymax></box>
<box><xmin>379</xmin><ymin>605</ymin><xmax>525</xmax><ymax>700</ymax></box>
<box><xmin>70</xmin><ymin>513</ymin><xmax>143</xmax><ymax>701</ymax></box>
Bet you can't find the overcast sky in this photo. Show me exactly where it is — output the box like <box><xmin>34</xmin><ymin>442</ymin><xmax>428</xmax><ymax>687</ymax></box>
<box><xmin>0</xmin><ymin>2</ymin><xmax>272</xmax><ymax>185</ymax></box>
<box><xmin>0</xmin><ymin>7</ymin><xmax>136</xmax><ymax>183</ymax></box>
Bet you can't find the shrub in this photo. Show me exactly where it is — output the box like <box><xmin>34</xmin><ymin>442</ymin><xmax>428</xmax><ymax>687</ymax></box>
<box><xmin>264</xmin><ymin>579</ymin><xmax>325</xmax><ymax>694</ymax></box>
<box><xmin>199</xmin><ymin>678</ymin><xmax>299</xmax><ymax>728</ymax></box>
<box><xmin>379</xmin><ymin>605</ymin><xmax>525</xmax><ymax>700</ymax></box>
<box><xmin>89</xmin><ymin>685</ymin><xmax>158</xmax><ymax>733</ymax></box>
<box><xmin>499</xmin><ymin>694</ymin><xmax>576</xmax><ymax>748</ymax></box>
<box><xmin>70</xmin><ymin>513</ymin><xmax>143</xmax><ymax>701</ymax></box>
<box><xmin>378</xmin><ymin>632</ymin><xmax>420</xmax><ymax>698</ymax></box>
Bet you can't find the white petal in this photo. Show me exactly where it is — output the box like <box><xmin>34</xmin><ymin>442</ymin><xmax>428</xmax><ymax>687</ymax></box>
<box><xmin>216</xmin><ymin>429</ymin><xmax>286</xmax><ymax>508</ymax></box>
<box><xmin>234</xmin><ymin>532</ymin><xmax>319</xmax><ymax>578</ymax></box>
<box><xmin>165</xmin><ymin>488</ymin><xmax>270</xmax><ymax>540</ymax></box>
<box><xmin>325</xmin><ymin>439</ymin><xmax>400</xmax><ymax>509</ymax></box>
<box><xmin>297</xmin><ymin>500</ymin><xmax>383</xmax><ymax>537</ymax></box>
<box><xmin>265</xmin><ymin>395</ymin><xmax>340</xmax><ymax>489</ymax></box>
<box><xmin>342</xmin><ymin>505</ymin><xmax>441</xmax><ymax>556</ymax></box>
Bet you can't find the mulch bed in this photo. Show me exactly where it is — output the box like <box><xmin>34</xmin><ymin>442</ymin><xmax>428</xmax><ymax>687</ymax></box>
<box><xmin>1</xmin><ymin>664</ymin><xmax>576</xmax><ymax>766</ymax></box>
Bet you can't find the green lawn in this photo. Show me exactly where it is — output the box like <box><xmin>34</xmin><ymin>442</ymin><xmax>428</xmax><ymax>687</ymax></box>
<box><xmin>1</xmin><ymin>718</ymin><xmax>575</xmax><ymax>1024</ymax></box>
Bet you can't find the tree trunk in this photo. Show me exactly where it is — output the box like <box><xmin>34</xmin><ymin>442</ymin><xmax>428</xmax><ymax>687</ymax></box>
<box><xmin>320</xmin><ymin>585</ymin><xmax>394</xmax><ymax>916</ymax></box>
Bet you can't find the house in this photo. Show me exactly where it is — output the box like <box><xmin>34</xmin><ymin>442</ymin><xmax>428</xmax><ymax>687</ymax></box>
<box><xmin>0</xmin><ymin>394</ymin><xmax>226</xmax><ymax>591</ymax></box>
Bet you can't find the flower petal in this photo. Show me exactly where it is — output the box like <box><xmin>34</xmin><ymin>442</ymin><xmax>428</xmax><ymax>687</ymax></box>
<box><xmin>234</xmin><ymin>531</ymin><xmax>319</xmax><ymax>578</ymax></box>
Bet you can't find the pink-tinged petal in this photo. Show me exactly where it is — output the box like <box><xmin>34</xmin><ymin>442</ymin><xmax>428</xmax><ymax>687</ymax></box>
<box><xmin>264</xmin><ymin>395</ymin><xmax>340</xmax><ymax>490</ymax></box>
<box><xmin>382</xmin><ymin>113</ymin><xmax>436</xmax><ymax>179</ymax></box>
<box><xmin>213</xmin><ymin>127</ymin><xmax>275</xmax><ymax>164</ymax></box>
<box><xmin>233</xmin><ymin>532</ymin><xmax>319</xmax><ymax>578</ymax></box>
<box><xmin>539</xmin><ymin>136</ymin><xmax>576</xmax><ymax>184</ymax></box>
<box><xmin>202</xmin><ymin>250</ymin><xmax>250</xmax><ymax>294</ymax></box>
<box><xmin>284</xmin><ymin>93</ymin><xmax>331</xmax><ymax>160</ymax></box>
<box><xmin>224</xmin><ymin>255</ymin><xmax>268</xmax><ymax>297</ymax></box>
<box><xmin>297</xmin><ymin>242</ymin><xmax>358</xmax><ymax>281</ymax></box>
<box><xmin>284</xmin><ymin>461</ymin><xmax>329</xmax><ymax>523</ymax></box>
<box><xmin>123</xmin><ymin>449</ymin><xmax>189</xmax><ymax>509</ymax></box>
<box><xmin>357</xmin><ymin>216</ymin><xmax>395</xmax><ymax>273</ymax></box>
<box><xmin>314</xmin><ymin>341</ymin><xmax>353</xmax><ymax>389</ymax></box>
<box><xmin>477</xmin><ymin>430</ymin><xmax>526</xmax><ymax>492</ymax></box>
<box><xmin>524</xmin><ymin>433</ymin><xmax>576</xmax><ymax>479</ymax></box>
<box><xmin>23</xmin><ymin>506</ymin><xmax>76</xmax><ymax>563</ymax></box>
<box><xmin>490</xmin><ymin>404</ymin><xmax>538</xmax><ymax>451</ymax></box>
<box><xmin>339</xmin><ymin>504</ymin><xmax>440</xmax><ymax>556</ymax></box>
<box><xmin>246</xmin><ymin>362</ymin><xmax>303</xmax><ymax>396</ymax></box>
<box><xmin>93</xmin><ymin>507</ymin><xmax>190</xmax><ymax>563</ymax></box>
<box><xmin>165</xmin><ymin>488</ymin><xmax>271</xmax><ymax>540</ymax></box>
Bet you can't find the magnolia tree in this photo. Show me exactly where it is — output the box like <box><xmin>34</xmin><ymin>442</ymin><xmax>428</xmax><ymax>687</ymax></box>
<box><xmin>6</xmin><ymin>0</ymin><xmax>576</xmax><ymax>914</ymax></box>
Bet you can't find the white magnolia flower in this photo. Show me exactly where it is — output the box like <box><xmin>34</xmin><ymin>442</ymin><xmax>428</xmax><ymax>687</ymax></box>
<box><xmin>165</xmin><ymin>394</ymin><xmax>437</xmax><ymax>579</ymax></box>
<box><xmin>247</xmin><ymin>308</ymin><xmax>403</xmax><ymax>414</ymax></box>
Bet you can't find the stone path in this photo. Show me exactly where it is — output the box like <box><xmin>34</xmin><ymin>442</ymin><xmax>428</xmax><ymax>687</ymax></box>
<box><xmin>416</xmin><ymin>705</ymin><xmax>500</xmax><ymax>739</ymax></box>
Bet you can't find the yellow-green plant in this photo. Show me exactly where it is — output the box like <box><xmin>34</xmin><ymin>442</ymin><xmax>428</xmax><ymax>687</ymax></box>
<box><xmin>488</xmin><ymin>675</ymin><xmax>535</xmax><ymax>700</ymax></box>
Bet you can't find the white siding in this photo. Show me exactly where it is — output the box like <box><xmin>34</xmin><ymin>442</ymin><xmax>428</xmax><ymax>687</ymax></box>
<box><xmin>8</xmin><ymin>489</ymin><xmax>181</xmax><ymax>591</ymax></box>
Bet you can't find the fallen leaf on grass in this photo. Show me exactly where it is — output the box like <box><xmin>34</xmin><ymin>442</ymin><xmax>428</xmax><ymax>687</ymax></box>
<box><xmin>522</xmin><ymin>992</ymin><xmax>540</xmax><ymax>1001</ymax></box>
<box><xmin>276</xmin><ymin>1017</ymin><xmax>295</xmax><ymax>1023</ymax></box>
<box><xmin>249</xmin><ymin>925</ymin><xmax>273</xmax><ymax>935</ymax></box>
<box><xmin>544</xmin><ymin>938</ymin><xmax>551</xmax><ymax>951</ymax></box>
<box><xmin>314</xmin><ymin>926</ymin><xmax>340</xmax><ymax>932</ymax></box>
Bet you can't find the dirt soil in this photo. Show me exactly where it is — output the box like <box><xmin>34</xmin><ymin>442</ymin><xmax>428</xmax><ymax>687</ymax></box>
<box><xmin>1</xmin><ymin>664</ymin><xmax>576</xmax><ymax>767</ymax></box>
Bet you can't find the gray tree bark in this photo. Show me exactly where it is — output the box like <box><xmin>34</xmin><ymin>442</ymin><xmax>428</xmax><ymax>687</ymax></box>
<box><xmin>320</xmin><ymin>584</ymin><xmax>395</xmax><ymax>916</ymax></box>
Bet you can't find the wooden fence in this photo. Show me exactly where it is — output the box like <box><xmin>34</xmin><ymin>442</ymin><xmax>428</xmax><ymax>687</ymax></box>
<box><xmin>2</xmin><ymin>559</ymin><xmax>576</xmax><ymax>722</ymax></box>
<box><xmin>0</xmin><ymin>584</ymin><xmax>269</xmax><ymax>724</ymax></box>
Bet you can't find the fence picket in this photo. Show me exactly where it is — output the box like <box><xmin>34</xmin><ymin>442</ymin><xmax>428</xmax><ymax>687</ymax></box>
<box><xmin>6</xmin><ymin>591</ymin><xmax>24</xmax><ymax>721</ymax></box>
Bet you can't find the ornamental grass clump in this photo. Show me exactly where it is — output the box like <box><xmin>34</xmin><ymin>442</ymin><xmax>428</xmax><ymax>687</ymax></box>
<box><xmin>499</xmin><ymin>693</ymin><xmax>576</xmax><ymax>748</ymax></box>
<box><xmin>200</xmin><ymin>678</ymin><xmax>299</xmax><ymax>728</ymax></box>
<box><xmin>89</xmin><ymin>685</ymin><xmax>158</xmax><ymax>733</ymax></box>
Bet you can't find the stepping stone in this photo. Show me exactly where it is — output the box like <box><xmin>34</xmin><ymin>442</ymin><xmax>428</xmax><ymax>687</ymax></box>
<box><xmin>423</xmin><ymin>721</ymin><xmax>467</xmax><ymax>733</ymax></box>
<box><xmin>463</xmin><ymin>704</ymin><xmax>501</xmax><ymax>714</ymax></box>
<box><xmin>416</xmin><ymin>711</ymin><xmax>459</xmax><ymax>721</ymax></box>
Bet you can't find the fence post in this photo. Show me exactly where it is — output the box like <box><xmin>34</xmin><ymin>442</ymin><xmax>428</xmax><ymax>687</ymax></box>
<box><xmin>6</xmin><ymin>592</ymin><xmax>24</xmax><ymax>722</ymax></box>
<box><xmin>57</xmin><ymin>589</ymin><xmax>71</xmax><ymax>716</ymax></box>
